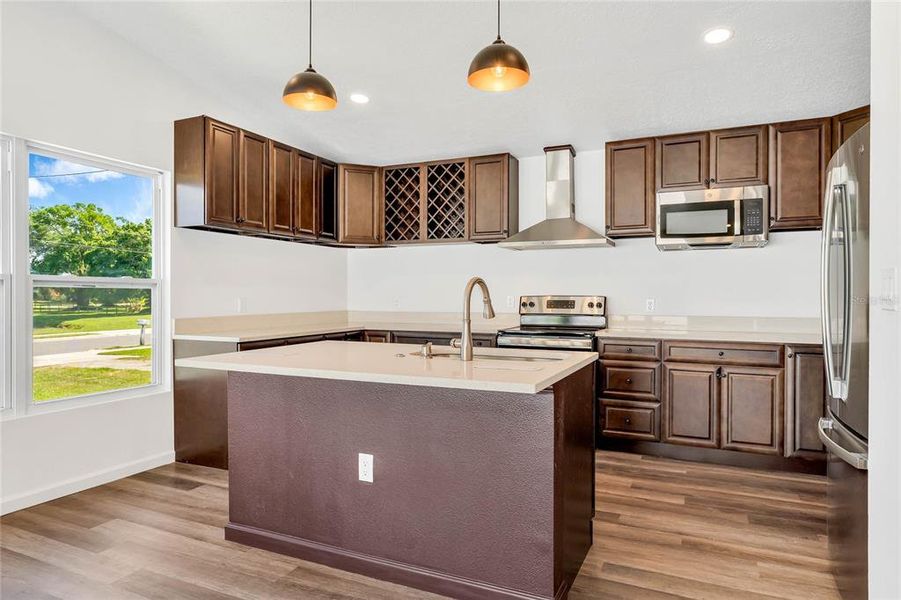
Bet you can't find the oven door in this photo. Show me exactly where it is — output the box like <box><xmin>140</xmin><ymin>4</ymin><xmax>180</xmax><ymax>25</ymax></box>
<box><xmin>657</xmin><ymin>199</ymin><xmax>737</xmax><ymax>247</ymax></box>
<box><xmin>496</xmin><ymin>333</ymin><xmax>596</xmax><ymax>351</ymax></box>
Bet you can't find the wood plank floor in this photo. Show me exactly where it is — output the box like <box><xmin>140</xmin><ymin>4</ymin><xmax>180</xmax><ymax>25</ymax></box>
<box><xmin>0</xmin><ymin>451</ymin><xmax>838</xmax><ymax>599</ymax></box>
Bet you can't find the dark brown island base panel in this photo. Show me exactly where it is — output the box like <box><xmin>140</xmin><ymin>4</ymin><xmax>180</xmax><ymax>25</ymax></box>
<box><xmin>225</xmin><ymin>365</ymin><xmax>595</xmax><ymax>600</ymax></box>
<box><xmin>597</xmin><ymin>338</ymin><xmax>828</xmax><ymax>474</ymax></box>
<box><xmin>604</xmin><ymin>104</ymin><xmax>869</xmax><ymax>236</ymax></box>
<box><xmin>175</xmin><ymin>115</ymin><xmax>518</xmax><ymax>247</ymax></box>
<box><xmin>174</xmin><ymin>330</ymin><xmax>496</xmax><ymax>469</ymax></box>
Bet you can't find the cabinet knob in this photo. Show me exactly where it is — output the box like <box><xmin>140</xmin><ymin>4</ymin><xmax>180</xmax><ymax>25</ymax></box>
<box><xmin>718</xmin><ymin>351</ymin><xmax>725</xmax><ymax>357</ymax></box>
<box><xmin>626</xmin><ymin>378</ymin><xmax>633</xmax><ymax>384</ymax></box>
<box><xmin>704</xmin><ymin>178</ymin><xmax>710</xmax><ymax>185</ymax></box>
<box><xmin>710</xmin><ymin>178</ymin><xmax>716</xmax><ymax>184</ymax></box>
<box><xmin>787</xmin><ymin>352</ymin><xmax>794</xmax><ymax>358</ymax></box>
<box><xmin>236</xmin><ymin>217</ymin><xmax>246</xmax><ymax>224</ymax></box>
<box><xmin>624</xmin><ymin>417</ymin><xmax>632</xmax><ymax>425</ymax></box>
<box><xmin>626</xmin><ymin>347</ymin><xmax>633</xmax><ymax>353</ymax></box>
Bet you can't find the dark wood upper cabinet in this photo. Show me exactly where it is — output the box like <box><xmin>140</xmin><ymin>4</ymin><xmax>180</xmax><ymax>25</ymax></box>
<box><xmin>175</xmin><ymin>117</ymin><xmax>240</xmax><ymax>230</ymax></box>
<box><xmin>294</xmin><ymin>151</ymin><xmax>318</xmax><ymax>239</ymax></box>
<box><xmin>205</xmin><ymin>119</ymin><xmax>241</xmax><ymax>228</ymax></box>
<box><xmin>655</xmin><ymin>133</ymin><xmax>709</xmax><ymax>191</ymax></box>
<box><xmin>709</xmin><ymin>126</ymin><xmax>767</xmax><ymax>188</ymax></box>
<box><xmin>768</xmin><ymin>118</ymin><xmax>831</xmax><ymax>230</ymax></box>
<box><xmin>318</xmin><ymin>159</ymin><xmax>338</xmax><ymax>241</ymax></box>
<box><xmin>605</xmin><ymin>139</ymin><xmax>655</xmax><ymax>237</ymax></box>
<box><xmin>662</xmin><ymin>363</ymin><xmax>719</xmax><ymax>448</ymax></box>
<box><xmin>784</xmin><ymin>345</ymin><xmax>827</xmax><ymax>459</ymax></box>
<box><xmin>338</xmin><ymin>164</ymin><xmax>382</xmax><ymax>245</ymax></box>
<box><xmin>237</xmin><ymin>130</ymin><xmax>269</xmax><ymax>232</ymax></box>
<box><xmin>832</xmin><ymin>105</ymin><xmax>869</xmax><ymax>154</ymax></box>
<box><xmin>268</xmin><ymin>141</ymin><xmax>294</xmax><ymax>237</ymax></box>
<box><xmin>720</xmin><ymin>366</ymin><xmax>783</xmax><ymax>455</ymax></box>
<box><xmin>468</xmin><ymin>154</ymin><xmax>519</xmax><ymax>241</ymax></box>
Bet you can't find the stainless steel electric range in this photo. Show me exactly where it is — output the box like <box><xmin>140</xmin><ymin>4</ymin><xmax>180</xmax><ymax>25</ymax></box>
<box><xmin>496</xmin><ymin>295</ymin><xmax>607</xmax><ymax>352</ymax></box>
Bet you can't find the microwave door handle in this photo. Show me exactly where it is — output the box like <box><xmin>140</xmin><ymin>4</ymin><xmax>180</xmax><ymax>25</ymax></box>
<box><xmin>821</xmin><ymin>178</ymin><xmax>837</xmax><ymax>398</ymax></box>
<box><xmin>734</xmin><ymin>199</ymin><xmax>741</xmax><ymax>235</ymax></box>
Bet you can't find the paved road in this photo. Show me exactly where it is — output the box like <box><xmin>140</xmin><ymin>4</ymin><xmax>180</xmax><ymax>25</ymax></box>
<box><xmin>32</xmin><ymin>329</ymin><xmax>152</xmax><ymax>356</ymax></box>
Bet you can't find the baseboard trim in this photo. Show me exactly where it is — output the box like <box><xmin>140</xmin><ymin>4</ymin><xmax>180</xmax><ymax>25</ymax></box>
<box><xmin>225</xmin><ymin>522</ymin><xmax>554</xmax><ymax>600</ymax></box>
<box><xmin>0</xmin><ymin>450</ymin><xmax>175</xmax><ymax>515</ymax></box>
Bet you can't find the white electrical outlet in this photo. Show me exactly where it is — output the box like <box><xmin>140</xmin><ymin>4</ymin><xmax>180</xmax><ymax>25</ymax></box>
<box><xmin>358</xmin><ymin>453</ymin><xmax>374</xmax><ymax>483</ymax></box>
<box><xmin>645</xmin><ymin>298</ymin><xmax>656</xmax><ymax>313</ymax></box>
<box><xmin>506</xmin><ymin>295</ymin><xmax>516</xmax><ymax>308</ymax></box>
<box><xmin>881</xmin><ymin>267</ymin><xmax>899</xmax><ymax>311</ymax></box>
<box><xmin>236</xmin><ymin>297</ymin><xmax>247</xmax><ymax>313</ymax></box>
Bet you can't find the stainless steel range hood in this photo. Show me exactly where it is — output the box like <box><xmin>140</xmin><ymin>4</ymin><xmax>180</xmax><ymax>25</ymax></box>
<box><xmin>499</xmin><ymin>145</ymin><xmax>615</xmax><ymax>250</ymax></box>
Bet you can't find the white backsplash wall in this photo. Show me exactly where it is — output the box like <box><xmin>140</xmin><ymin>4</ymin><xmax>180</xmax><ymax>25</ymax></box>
<box><xmin>348</xmin><ymin>151</ymin><xmax>822</xmax><ymax>318</ymax></box>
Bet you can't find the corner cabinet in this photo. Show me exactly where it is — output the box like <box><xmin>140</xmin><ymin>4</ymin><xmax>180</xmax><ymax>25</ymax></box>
<box><xmin>338</xmin><ymin>164</ymin><xmax>382</xmax><ymax>245</ymax></box>
<box><xmin>832</xmin><ymin>105</ymin><xmax>869</xmax><ymax>154</ymax></box>
<box><xmin>468</xmin><ymin>154</ymin><xmax>518</xmax><ymax>241</ymax></box>
<box><xmin>784</xmin><ymin>345</ymin><xmax>827</xmax><ymax>459</ymax></box>
<box><xmin>318</xmin><ymin>159</ymin><xmax>338</xmax><ymax>242</ymax></box>
<box><xmin>605</xmin><ymin>139</ymin><xmax>655</xmax><ymax>237</ymax></box>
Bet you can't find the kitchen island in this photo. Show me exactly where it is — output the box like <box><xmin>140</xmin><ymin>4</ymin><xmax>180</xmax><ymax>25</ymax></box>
<box><xmin>175</xmin><ymin>341</ymin><xmax>597</xmax><ymax>600</ymax></box>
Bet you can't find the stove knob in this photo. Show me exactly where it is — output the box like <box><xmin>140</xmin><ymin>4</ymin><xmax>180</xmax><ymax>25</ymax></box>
<box><xmin>521</xmin><ymin>302</ymin><xmax>527</xmax><ymax>308</ymax></box>
<box><xmin>528</xmin><ymin>301</ymin><xmax>535</xmax><ymax>308</ymax></box>
<box><xmin>588</xmin><ymin>302</ymin><xmax>594</xmax><ymax>309</ymax></box>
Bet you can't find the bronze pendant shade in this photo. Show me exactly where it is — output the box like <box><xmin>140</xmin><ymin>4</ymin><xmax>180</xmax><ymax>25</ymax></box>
<box><xmin>283</xmin><ymin>0</ymin><xmax>337</xmax><ymax>111</ymax></box>
<box><xmin>468</xmin><ymin>0</ymin><xmax>530</xmax><ymax>92</ymax></box>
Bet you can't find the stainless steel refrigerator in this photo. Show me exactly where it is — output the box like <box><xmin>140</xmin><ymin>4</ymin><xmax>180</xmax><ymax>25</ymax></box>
<box><xmin>818</xmin><ymin>123</ymin><xmax>869</xmax><ymax>600</ymax></box>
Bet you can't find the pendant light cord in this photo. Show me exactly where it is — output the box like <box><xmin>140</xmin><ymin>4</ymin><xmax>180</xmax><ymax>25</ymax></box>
<box><xmin>308</xmin><ymin>0</ymin><xmax>313</xmax><ymax>68</ymax></box>
<box><xmin>497</xmin><ymin>0</ymin><xmax>501</xmax><ymax>40</ymax></box>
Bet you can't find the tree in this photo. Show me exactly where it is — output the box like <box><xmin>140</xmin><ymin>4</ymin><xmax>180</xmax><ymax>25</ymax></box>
<box><xmin>30</xmin><ymin>203</ymin><xmax>151</xmax><ymax>309</ymax></box>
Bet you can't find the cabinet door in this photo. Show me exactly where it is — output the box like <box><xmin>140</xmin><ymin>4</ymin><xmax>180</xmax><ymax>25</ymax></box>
<box><xmin>768</xmin><ymin>119</ymin><xmax>831</xmax><ymax>230</ymax></box>
<box><xmin>318</xmin><ymin>159</ymin><xmax>338</xmax><ymax>240</ymax></box>
<box><xmin>469</xmin><ymin>154</ymin><xmax>515</xmax><ymax>241</ymax></box>
<box><xmin>363</xmin><ymin>331</ymin><xmax>391</xmax><ymax>343</ymax></box>
<box><xmin>383</xmin><ymin>164</ymin><xmax>424</xmax><ymax>243</ymax></box>
<box><xmin>204</xmin><ymin>119</ymin><xmax>240</xmax><ymax>228</ymax></box>
<box><xmin>238</xmin><ymin>130</ymin><xmax>269</xmax><ymax>232</ymax></box>
<box><xmin>338</xmin><ymin>164</ymin><xmax>382</xmax><ymax>245</ymax></box>
<box><xmin>785</xmin><ymin>346</ymin><xmax>827</xmax><ymax>458</ymax></box>
<box><xmin>831</xmin><ymin>105</ymin><xmax>869</xmax><ymax>154</ymax></box>
<box><xmin>662</xmin><ymin>363</ymin><xmax>719</xmax><ymax>447</ymax></box>
<box><xmin>268</xmin><ymin>141</ymin><xmax>294</xmax><ymax>237</ymax></box>
<box><xmin>655</xmin><ymin>133</ymin><xmax>708</xmax><ymax>191</ymax></box>
<box><xmin>605</xmin><ymin>139</ymin><xmax>655</xmax><ymax>237</ymax></box>
<box><xmin>709</xmin><ymin>126</ymin><xmax>767</xmax><ymax>188</ymax></box>
<box><xmin>720</xmin><ymin>366</ymin><xmax>783</xmax><ymax>455</ymax></box>
<box><xmin>295</xmin><ymin>152</ymin><xmax>318</xmax><ymax>239</ymax></box>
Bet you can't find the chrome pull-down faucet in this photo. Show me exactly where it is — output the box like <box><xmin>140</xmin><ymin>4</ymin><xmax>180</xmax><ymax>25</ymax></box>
<box><xmin>455</xmin><ymin>276</ymin><xmax>496</xmax><ymax>361</ymax></box>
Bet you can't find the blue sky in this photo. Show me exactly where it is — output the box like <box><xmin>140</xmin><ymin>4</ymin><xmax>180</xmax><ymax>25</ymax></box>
<box><xmin>28</xmin><ymin>153</ymin><xmax>153</xmax><ymax>223</ymax></box>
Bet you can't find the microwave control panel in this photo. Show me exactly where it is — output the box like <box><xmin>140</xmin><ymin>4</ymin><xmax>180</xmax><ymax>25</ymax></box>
<box><xmin>742</xmin><ymin>199</ymin><xmax>765</xmax><ymax>235</ymax></box>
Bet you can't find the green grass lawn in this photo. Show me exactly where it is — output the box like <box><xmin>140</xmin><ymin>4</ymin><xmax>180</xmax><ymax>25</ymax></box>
<box><xmin>32</xmin><ymin>366</ymin><xmax>152</xmax><ymax>402</ymax></box>
<box><xmin>33</xmin><ymin>311</ymin><xmax>151</xmax><ymax>336</ymax></box>
<box><xmin>98</xmin><ymin>346</ymin><xmax>152</xmax><ymax>360</ymax></box>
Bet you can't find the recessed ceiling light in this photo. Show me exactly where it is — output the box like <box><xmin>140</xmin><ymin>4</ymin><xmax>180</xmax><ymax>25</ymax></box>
<box><xmin>350</xmin><ymin>93</ymin><xmax>370</xmax><ymax>104</ymax></box>
<box><xmin>703</xmin><ymin>27</ymin><xmax>733</xmax><ymax>45</ymax></box>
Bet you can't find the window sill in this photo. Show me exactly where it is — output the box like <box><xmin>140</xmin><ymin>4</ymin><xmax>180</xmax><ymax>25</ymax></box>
<box><xmin>1</xmin><ymin>383</ymin><xmax>172</xmax><ymax>421</ymax></box>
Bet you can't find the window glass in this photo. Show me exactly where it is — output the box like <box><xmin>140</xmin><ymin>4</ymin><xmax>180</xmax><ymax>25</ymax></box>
<box><xmin>32</xmin><ymin>286</ymin><xmax>153</xmax><ymax>402</ymax></box>
<box><xmin>28</xmin><ymin>153</ymin><xmax>153</xmax><ymax>278</ymax></box>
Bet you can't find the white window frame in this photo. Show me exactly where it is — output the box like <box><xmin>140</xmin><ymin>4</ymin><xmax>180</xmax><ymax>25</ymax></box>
<box><xmin>0</xmin><ymin>136</ymin><xmax>12</xmax><ymax>414</ymax></box>
<box><xmin>4</xmin><ymin>135</ymin><xmax>170</xmax><ymax>418</ymax></box>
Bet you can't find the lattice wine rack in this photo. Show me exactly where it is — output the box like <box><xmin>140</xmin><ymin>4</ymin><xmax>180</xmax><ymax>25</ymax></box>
<box><xmin>383</xmin><ymin>166</ymin><xmax>422</xmax><ymax>242</ymax></box>
<box><xmin>426</xmin><ymin>161</ymin><xmax>467</xmax><ymax>241</ymax></box>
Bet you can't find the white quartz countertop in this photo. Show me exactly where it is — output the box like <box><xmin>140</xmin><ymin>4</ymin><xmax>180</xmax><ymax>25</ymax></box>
<box><xmin>595</xmin><ymin>328</ymin><xmax>822</xmax><ymax>345</ymax></box>
<box><xmin>174</xmin><ymin>341</ymin><xmax>598</xmax><ymax>394</ymax></box>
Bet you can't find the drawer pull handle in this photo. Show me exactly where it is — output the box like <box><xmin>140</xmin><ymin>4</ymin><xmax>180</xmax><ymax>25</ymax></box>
<box><xmin>626</xmin><ymin>378</ymin><xmax>633</xmax><ymax>384</ymax></box>
<box><xmin>626</xmin><ymin>347</ymin><xmax>633</xmax><ymax>353</ymax></box>
<box><xmin>718</xmin><ymin>351</ymin><xmax>725</xmax><ymax>357</ymax></box>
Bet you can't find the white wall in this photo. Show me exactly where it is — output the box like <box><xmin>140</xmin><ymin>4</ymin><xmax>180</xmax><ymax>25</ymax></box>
<box><xmin>348</xmin><ymin>151</ymin><xmax>822</xmax><ymax>317</ymax></box>
<box><xmin>868</xmin><ymin>2</ymin><xmax>901</xmax><ymax>598</ymax></box>
<box><xmin>0</xmin><ymin>2</ymin><xmax>346</xmax><ymax>512</ymax></box>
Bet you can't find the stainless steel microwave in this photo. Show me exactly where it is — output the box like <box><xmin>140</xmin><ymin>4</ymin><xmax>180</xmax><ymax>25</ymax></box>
<box><xmin>655</xmin><ymin>185</ymin><xmax>769</xmax><ymax>250</ymax></box>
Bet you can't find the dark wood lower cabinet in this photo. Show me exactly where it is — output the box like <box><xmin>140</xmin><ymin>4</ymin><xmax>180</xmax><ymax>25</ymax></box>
<box><xmin>785</xmin><ymin>345</ymin><xmax>827</xmax><ymax>459</ymax></box>
<box><xmin>362</xmin><ymin>330</ymin><xmax>391</xmax><ymax>343</ymax></box>
<box><xmin>662</xmin><ymin>363</ymin><xmax>719</xmax><ymax>448</ymax></box>
<box><xmin>720</xmin><ymin>366</ymin><xmax>783</xmax><ymax>455</ymax></box>
<box><xmin>600</xmin><ymin>398</ymin><xmax>659</xmax><ymax>441</ymax></box>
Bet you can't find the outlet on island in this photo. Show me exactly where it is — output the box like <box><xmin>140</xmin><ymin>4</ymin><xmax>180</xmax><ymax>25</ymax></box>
<box><xmin>358</xmin><ymin>453</ymin><xmax>374</xmax><ymax>483</ymax></box>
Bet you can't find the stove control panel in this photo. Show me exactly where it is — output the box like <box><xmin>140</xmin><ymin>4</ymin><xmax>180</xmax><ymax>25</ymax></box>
<box><xmin>519</xmin><ymin>295</ymin><xmax>606</xmax><ymax>316</ymax></box>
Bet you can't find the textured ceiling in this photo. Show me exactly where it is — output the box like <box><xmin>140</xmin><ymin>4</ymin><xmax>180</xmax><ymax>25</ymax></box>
<box><xmin>73</xmin><ymin>1</ymin><xmax>870</xmax><ymax>164</ymax></box>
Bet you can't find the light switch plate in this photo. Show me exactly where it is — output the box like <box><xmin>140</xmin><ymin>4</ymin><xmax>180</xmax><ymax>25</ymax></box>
<box><xmin>358</xmin><ymin>453</ymin><xmax>373</xmax><ymax>483</ymax></box>
<box><xmin>506</xmin><ymin>295</ymin><xmax>516</xmax><ymax>308</ymax></box>
<box><xmin>880</xmin><ymin>267</ymin><xmax>899</xmax><ymax>311</ymax></box>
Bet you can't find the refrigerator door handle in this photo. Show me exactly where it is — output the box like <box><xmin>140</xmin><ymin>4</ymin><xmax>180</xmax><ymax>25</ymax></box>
<box><xmin>837</xmin><ymin>184</ymin><xmax>853</xmax><ymax>401</ymax></box>
<box><xmin>818</xmin><ymin>417</ymin><xmax>868</xmax><ymax>470</ymax></box>
<box><xmin>821</xmin><ymin>179</ymin><xmax>837</xmax><ymax>398</ymax></box>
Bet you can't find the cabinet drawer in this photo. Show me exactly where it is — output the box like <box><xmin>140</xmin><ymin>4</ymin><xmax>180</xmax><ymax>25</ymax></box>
<box><xmin>598</xmin><ymin>338</ymin><xmax>661</xmax><ymax>361</ymax></box>
<box><xmin>600</xmin><ymin>361</ymin><xmax>659</xmax><ymax>399</ymax></box>
<box><xmin>663</xmin><ymin>341</ymin><xmax>783</xmax><ymax>367</ymax></box>
<box><xmin>601</xmin><ymin>399</ymin><xmax>659</xmax><ymax>441</ymax></box>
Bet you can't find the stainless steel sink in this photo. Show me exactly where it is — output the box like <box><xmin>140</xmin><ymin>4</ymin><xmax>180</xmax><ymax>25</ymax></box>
<box><xmin>407</xmin><ymin>351</ymin><xmax>563</xmax><ymax>363</ymax></box>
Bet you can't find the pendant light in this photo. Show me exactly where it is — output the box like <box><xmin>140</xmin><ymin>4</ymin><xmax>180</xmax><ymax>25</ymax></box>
<box><xmin>283</xmin><ymin>0</ymin><xmax>337</xmax><ymax>111</ymax></box>
<box><xmin>467</xmin><ymin>0</ymin><xmax>530</xmax><ymax>92</ymax></box>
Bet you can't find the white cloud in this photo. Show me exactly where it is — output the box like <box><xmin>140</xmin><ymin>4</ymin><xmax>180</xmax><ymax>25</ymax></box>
<box><xmin>28</xmin><ymin>177</ymin><xmax>54</xmax><ymax>199</ymax></box>
<box><xmin>32</xmin><ymin>158</ymin><xmax>124</xmax><ymax>183</ymax></box>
